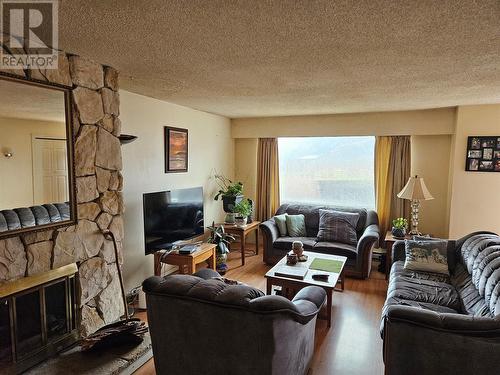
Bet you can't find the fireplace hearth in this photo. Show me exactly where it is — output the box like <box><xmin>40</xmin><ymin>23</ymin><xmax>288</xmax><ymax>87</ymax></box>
<box><xmin>0</xmin><ymin>264</ymin><xmax>79</xmax><ymax>374</ymax></box>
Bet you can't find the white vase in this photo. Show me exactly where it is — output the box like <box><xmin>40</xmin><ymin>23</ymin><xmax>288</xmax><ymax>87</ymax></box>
<box><xmin>235</xmin><ymin>216</ymin><xmax>247</xmax><ymax>227</ymax></box>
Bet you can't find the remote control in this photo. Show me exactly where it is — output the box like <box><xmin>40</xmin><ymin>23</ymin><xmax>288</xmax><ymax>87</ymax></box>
<box><xmin>312</xmin><ymin>274</ymin><xmax>329</xmax><ymax>281</ymax></box>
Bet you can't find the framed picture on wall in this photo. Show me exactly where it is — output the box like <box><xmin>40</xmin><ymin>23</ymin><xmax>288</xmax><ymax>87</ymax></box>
<box><xmin>465</xmin><ymin>136</ymin><xmax>500</xmax><ymax>172</ymax></box>
<box><xmin>164</xmin><ymin>126</ymin><xmax>188</xmax><ymax>173</ymax></box>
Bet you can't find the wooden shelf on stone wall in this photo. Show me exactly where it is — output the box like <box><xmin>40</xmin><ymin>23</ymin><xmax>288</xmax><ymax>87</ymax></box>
<box><xmin>0</xmin><ymin>263</ymin><xmax>78</xmax><ymax>298</ymax></box>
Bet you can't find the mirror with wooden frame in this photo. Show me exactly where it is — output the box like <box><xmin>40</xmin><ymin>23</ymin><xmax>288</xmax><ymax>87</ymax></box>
<box><xmin>0</xmin><ymin>74</ymin><xmax>76</xmax><ymax>238</ymax></box>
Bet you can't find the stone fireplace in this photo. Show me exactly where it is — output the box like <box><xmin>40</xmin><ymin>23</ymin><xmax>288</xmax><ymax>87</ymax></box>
<box><xmin>0</xmin><ymin>43</ymin><xmax>124</xmax><ymax>338</ymax></box>
<box><xmin>0</xmin><ymin>264</ymin><xmax>79</xmax><ymax>373</ymax></box>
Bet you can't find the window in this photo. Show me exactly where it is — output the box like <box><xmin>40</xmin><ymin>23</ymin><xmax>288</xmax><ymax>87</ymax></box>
<box><xmin>278</xmin><ymin>136</ymin><xmax>375</xmax><ymax>208</ymax></box>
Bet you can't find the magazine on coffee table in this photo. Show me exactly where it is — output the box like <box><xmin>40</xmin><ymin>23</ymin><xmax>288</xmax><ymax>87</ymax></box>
<box><xmin>274</xmin><ymin>265</ymin><xmax>308</xmax><ymax>280</ymax></box>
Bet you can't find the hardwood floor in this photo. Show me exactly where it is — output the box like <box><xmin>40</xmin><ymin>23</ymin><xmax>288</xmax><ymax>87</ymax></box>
<box><xmin>134</xmin><ymin>247</ymin><xmax>388</xmax><ymax>375</ymax></box>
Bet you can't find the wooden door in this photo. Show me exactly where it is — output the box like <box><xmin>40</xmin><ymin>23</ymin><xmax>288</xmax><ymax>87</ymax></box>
<box><xmin>32</xmin><ymin>138</ymin><xmax>68</xmax><ymax>205</ymax></box>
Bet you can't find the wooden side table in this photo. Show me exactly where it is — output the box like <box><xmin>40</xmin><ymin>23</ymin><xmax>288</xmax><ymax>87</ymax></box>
<box><xmin>217</xmin><ymin>221</ymin><xmax>261</xmax><ymax>266</ymax></box>
<box><xmin>154</xmin><ymin>243</ymin><xmax>217</xmax><ymax>276</ymax></box>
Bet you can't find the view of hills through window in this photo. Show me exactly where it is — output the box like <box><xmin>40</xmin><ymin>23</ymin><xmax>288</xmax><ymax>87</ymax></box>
<box><xmin>278</xmin><ymin>137</ymin><xmax>375</xmax><ymax>209</ymax></box>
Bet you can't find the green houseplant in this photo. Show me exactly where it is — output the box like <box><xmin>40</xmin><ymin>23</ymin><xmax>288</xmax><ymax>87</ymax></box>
<box><xmin>213</xmin><ymin>174</ymin><xmax>244</xmax><ymax>223</ymax></box>
<box><xmin>233</xmin><ymin>199</ymin><xmax>252</xmax><ymax>227</ymax></box>
<box><xmin>207</xmin><ymin>222</ymin><xmax>235</xmax><ymax>274</ymax></box>
<box><xmin>391</xmin><ymin>217</ymin><xmax>408</xmax><ymax>238</ymax></box>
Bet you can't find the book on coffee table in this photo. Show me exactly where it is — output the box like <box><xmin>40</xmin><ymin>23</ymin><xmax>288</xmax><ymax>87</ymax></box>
<box><xmin>309</xmin><ymin>258</ymin><xmax>344</xmax><ymax>273</ymax></box>
<box><xmin>274</xmin><ymin>265</ymin><xmax>308</xmax><ymax>280</ymax></box>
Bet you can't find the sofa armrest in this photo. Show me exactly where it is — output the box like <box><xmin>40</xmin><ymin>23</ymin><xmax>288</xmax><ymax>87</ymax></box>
<box><xmin>357</xmin><ymin>223</ymin><xmax>380</xmax><ymax>254</ymax></box>
<box><xmin>249</xmin><ymin>286</ymin><xmax>326</xmax><ymax>324</ymax></box>
<box><xmin>260</xmin><ymin>220</ymin><xmax>280</xmax><ymax>263</ymax></box>
<box><xmin>260</xmin><ymin>219</ymin><xmax>279</xmax><ymax>242</ymax></box>
<box><xmin>391</xmin><ymin>240</ymin><xmax>406</xmax><ymax>262</ymax></box>
<box><xmin>292</xmin><ymin>286</ymin><xmax>327</xmax><ymax>312</ymax></box>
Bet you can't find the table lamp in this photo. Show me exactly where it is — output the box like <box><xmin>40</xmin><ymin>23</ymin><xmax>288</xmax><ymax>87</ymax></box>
<box><xmin>397</xmin><ymin>175</ymin><xmax>434</xmax><ymax>235</ymax></box>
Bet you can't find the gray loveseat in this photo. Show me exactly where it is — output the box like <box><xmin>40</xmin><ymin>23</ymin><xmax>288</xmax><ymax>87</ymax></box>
<box><xmin>143</xmin><ymin>268</ymin><xmax>326</xmax><ymax>375</ymax></box>
<box><xmin>381</xmin><ymin>232</ymin><xmax>500</xmax><ymax>375</ymax></box>
<box><xmin>260</xmin><ymin>204</ymin><xmax>380</xmax><ymax>278</ymax></box>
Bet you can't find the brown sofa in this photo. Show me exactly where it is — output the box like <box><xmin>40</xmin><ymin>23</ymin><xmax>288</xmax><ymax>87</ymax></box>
<box><xmin>260</xmin><ymin>204</ymin><xmax>380</xmax><ymax>278</ymax></box>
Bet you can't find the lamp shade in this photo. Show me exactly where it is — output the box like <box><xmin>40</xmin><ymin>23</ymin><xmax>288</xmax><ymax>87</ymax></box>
<box><xmin>397</xmin><ymin>175</ymin><xmax>434</xmax><ymax>201</ymax></box>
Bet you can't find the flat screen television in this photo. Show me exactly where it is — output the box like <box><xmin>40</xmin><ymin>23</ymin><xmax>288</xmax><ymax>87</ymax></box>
<box><xmin>143</xmin><ymin>187</ymin><xmax>204</xmax><ymax>255</ymax></box>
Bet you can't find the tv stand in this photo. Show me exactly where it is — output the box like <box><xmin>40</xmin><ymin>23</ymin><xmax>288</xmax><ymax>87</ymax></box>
<box><xmin>154</xmin><ymin>243</ymin><xmax>217</xmax><ymax>276</ymax></box>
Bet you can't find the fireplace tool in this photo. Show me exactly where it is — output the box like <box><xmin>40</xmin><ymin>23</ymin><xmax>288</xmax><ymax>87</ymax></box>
<box><xmin>81</xmin><ymin>229</ymin><xmax>148</xmax><ymax>351</ymax></box>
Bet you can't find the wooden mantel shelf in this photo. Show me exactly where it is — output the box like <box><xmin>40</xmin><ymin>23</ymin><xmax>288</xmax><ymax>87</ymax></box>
<box><xmin>0</xmin><ymin>263</ymin><xmax>78</xmax><ymax>298</ymax></box>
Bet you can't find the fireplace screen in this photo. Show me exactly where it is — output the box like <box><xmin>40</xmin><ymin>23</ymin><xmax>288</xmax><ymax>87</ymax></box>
<box><xmin>0</xmin><ymin>264</ymin><xmax>79</xmax><ymax>374</ymax></box>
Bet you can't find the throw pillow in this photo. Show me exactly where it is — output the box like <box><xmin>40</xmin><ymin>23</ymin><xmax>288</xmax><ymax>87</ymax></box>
<box><xmin>285</xmin><ymin>214</ymin><xmax>307</xmax><ymax>237</ymax></box>
<box><xmin>404</xmin><ymin>239</ymin><xmax>449</xmax><ymax>275</ymax></box>
<box><xmin>273</xmin><ymin>213</ymin><xmax>288</xmax><ymax>236</ymax></box>
<box><xmin>316</xmin><ymin>209</ymin><xmax>359</xmax><ymax>246</ymax></box>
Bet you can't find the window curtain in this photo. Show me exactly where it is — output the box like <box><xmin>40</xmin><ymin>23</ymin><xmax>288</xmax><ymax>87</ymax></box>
<box><xmin>375</xmin><ymin>136</ymin><xmax>411</xmax><ymax>240</ymax></box>
<box><xmin>256</xmin><ymin>138</ymin><xmax>280</xmax><ymax>221</ymax></box>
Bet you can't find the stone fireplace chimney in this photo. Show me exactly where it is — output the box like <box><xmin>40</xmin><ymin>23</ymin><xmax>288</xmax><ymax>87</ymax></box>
<box><xmin>0</xmin><ymin>43</ymin><xmax>125</xmax><ymax>338</ymax></box>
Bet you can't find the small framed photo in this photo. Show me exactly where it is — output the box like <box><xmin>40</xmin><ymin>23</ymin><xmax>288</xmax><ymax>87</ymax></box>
<box><xmin>482</xmin><ymin>139</ymin><xmax>495</xmax><ymax>148</ymax></box>
<box><xmin>164</xmin><ymin>126</ymin><xmax>188</xmax><ymax>173</ymax></box>
<box><xmin>468</xmin><ymin>150</ymin><xmax>482</xmax><ymax>158</ymax></box>
<box><xmin>466</xmin><ymin>136</ymin><xmax>500</xmax><ymax>173</ymax></box>
<box><xmin>469</xmin><ymin>159</ymin><xmax>479</xmax><ymax>171</ymax></box>
<box><xmin>483</xmin><ymin>148</ymin><xmax>493</xmax><ymax>160</ymax></box>
<box><xmin>479</xmin><ymin>161</ymin><xmax>493</xmax><ymax>170</ymax></box>
<box><xmin>471</xmin><ymin>137</ymin><xmax>481</xmax><ymax>149</ymax></box>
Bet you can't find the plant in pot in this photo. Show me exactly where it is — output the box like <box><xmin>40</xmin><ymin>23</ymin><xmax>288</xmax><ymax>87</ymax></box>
<box><xmin>391</xmin><ymin>217</ymin><xmax>408</xmax><ymax>238</ymax></box>
<box><xmin>207</xmin><ymin>222</ymin><xmax>235</xmax><ymax>275</ymax></box>
<box><xmin>233</xmin><ymin>199</ymin><xmax>252</xmax><ymax>227</ymax></box>
<box><xmin>213</xmin><ymin>174</ymin><xmax>244</xmax><ymax>224</ymax></box>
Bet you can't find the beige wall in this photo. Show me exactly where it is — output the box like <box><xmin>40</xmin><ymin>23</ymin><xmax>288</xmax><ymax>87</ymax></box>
<box><xmin>232</xmin><ymin>108</ymin><xmax>455</xmax><ymax>138</ymax></box>
<box><xmin>0</xmin><ymin>117</ymin><xmax>66</xmax><ymax>210</ymax></box>
<box><xmin>235</xmin><ymin>138</ymin><xmax>258</xmax><ymax>202</ymax></box>
<box><xmin>411</xmin><ymin>135</ymin><xmax>452</xmax><ymax>238</ymax></box>
<box><xmin>120</xmin><ymin>90</ymin><xmax>233</xmax><ymax>291</ymax></box>
<box><xmin>448</xmin><ymin>104</ymin><xmax>500</xmax><ymax>238</ymax></box>
<box><xmin>233</xmin><ymin>109</ymin><xmax>457</xmax><ymax>238</ymax></box>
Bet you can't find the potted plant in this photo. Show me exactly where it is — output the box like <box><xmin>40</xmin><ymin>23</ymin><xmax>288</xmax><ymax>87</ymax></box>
<box><xmin>207</xmin><ymin>222</ymin><xmax>235</xmax><ymax>274</ymax></box>
<box><xmin>213</xmin><ymin>174</ymin><xmax>244</xmax><ymax>223</ymax></box>
<box><xmin>233</xmin><ymin>199</ymin><xmax>252</xmax><ymax>227</ymax></box>
<box><xmin>392</xmin><ymin>217</ymin><xmax>408</xmax><ymax>238</ymax></box>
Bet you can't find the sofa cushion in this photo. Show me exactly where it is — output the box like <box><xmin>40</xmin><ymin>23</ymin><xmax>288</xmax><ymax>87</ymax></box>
<box><xmin>391</xmin><ymin>260</ymin><xmax>450</xmax><ymax>284</ymax></box>
<box><xmin>404</xmin><ymin>239</ymin><xmax>450</xmax><ymax>275</ymax></box>
<box><xmin>273</xmin><ymin>213</ymin><xmax>288</xmax><ymax>236</ymax></box>
<box><xmin>285</xmin><ymin>214</ymin><xmax>307</xmax><ymax>237</ymax></box>
<box><xmin>316</xmin><ymin>209</ymin><xmax>359</xmax><ymax>246</ymax></box>
<box><xmin>387</xmin><ymin>262</ymin><xmax>460</xmax><ymax>311</ymax></box>
<box><xmin>313</xmin><ymin>241</ymin><xmax>357</xmax><ymax>260</ymax></box>
<box><xmin>274</xmin><ymin>237</ymin><xmax>316</xmax><ymax>250</ymax></box>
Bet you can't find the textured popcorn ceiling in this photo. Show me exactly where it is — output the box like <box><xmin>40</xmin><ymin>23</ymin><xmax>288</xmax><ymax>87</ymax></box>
<box><xmin>59</xmin><ymin>0</ymin><xmax>500</xmax><ymax>118</ymax></box>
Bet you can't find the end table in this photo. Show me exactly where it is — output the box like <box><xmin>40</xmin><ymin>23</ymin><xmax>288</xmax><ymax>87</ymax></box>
<box><xmin>217</xmin><ymin>221</ymin><xmax>261</xmax><ymax>266</ymax></box>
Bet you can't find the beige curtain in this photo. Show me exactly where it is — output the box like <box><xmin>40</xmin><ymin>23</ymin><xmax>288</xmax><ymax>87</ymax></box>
<box><xmin>375</xmin><ymin>136</ymin><xmax>411</xmax><ymax>240</ymax></box>
<box><xmin>256</xmin><ymin>138</ymin><xmax>280</xmax><ymax>221</ymax></box>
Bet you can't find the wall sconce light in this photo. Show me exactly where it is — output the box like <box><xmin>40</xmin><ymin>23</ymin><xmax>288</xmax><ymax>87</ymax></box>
<box><xmin>2</xmin><ymin>147</ymin><xmax>13</xmax><ymax>158</ymax></box>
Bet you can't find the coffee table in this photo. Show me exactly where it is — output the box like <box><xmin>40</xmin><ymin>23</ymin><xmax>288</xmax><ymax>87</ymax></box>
<box><xmin>265</xmin><ymin>251</ymin><xmax>347</xmax><ymax>328</ymax></box>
